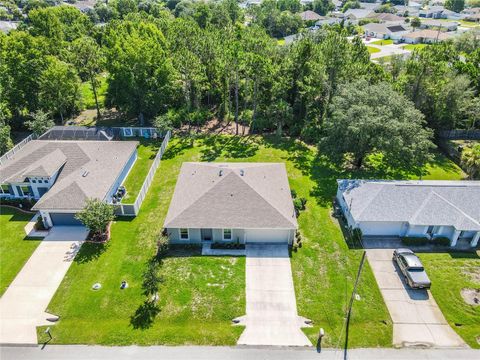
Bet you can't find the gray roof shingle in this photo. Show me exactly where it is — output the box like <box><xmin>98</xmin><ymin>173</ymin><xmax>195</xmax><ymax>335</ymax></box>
<box><xmin>338</xmin><ymin>180</ymin><xmax>480</xmax><ymax>231</ymax></box>
<box><xmin>164</xmin><ymin>162</ymin><xmax>298</xmax><ymax>229</ymax></box>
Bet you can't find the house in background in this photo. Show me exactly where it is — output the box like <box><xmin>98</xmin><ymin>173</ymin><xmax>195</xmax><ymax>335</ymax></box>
<box><xmin>419</xmin><ymin>19</ymin><xmax>458</xmax><ymax>31</ymax></box>
<box><xmin>164</xmin><ymin>162</ymin><xmax>298</xmax><ymax>245</ymax></box>
<box><xmin>344</xmin><ymin>9</ymin><xmax>376</xmax><ymax>22</ymax></box>
<box><xmin>364</xmin><ymin>23</ymin><xmax>409</xmax><ymax>40</ymax></box>
<box><xmin>336</xmin><ymin>180</ymin><xmax>480</xmax><ymax>247</ymax></box>
<box><xmin>0</xmin><ymin>139</ymin><xmax>138</xmax><ymax>227</ymax></box>
<box><xmin>419</xmin><ymin>5</ymin><xmax>445</xmax><ymax>18</ymax></box>
<box><xmin>299</xmin><ymin>10</ymin><xmax>323</xmax><ymax>22</ymax></box>
<box><xmin>403</xmin><ymin>29</ymin><xmax>452</xmax><ymax>43</ymax></box>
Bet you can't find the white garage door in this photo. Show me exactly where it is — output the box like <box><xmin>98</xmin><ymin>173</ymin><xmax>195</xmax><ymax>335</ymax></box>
<box><xmin>245</xmin><ymin>229</ymin><xmax>291</xmax><ymax>243</ymax></box>
<box><xmin>359</xmin><ymin>221</ymin><xmax>404</xmax><ymax>236</ymax></box>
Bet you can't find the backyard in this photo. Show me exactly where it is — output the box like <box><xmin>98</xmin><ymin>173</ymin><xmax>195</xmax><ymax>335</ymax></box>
<box><xmin>0</xmin><ymin>207</ymin><xmax>41</xmax><ymax>296</ymax></box>
<box><xmin>419</xmin><ymin>252</ymin><xmax>480</xmax><ymax>348</ymax></box>
<box><xmin>39</xmin><ymin>135</ymin><xmax>469</xmax><ymax>347</ymax></box>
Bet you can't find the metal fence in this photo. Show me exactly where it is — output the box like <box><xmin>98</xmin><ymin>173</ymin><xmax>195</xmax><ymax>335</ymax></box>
<box><xmin>439</xmin><ymin>130</ymin><xmax>480</xmax><ymax>140</ymax></box>
<box><xmin>0</xmin><ymin>133</ymin><xmax>37</xmax><ymax>166</ymax></box>
<box><xmin>114</xmin><ymin>130</ymin><xmax>171</xmax><ymax>216</ymax></box>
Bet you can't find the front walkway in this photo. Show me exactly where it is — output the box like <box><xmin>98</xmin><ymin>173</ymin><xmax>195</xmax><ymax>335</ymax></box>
<box><xmin>365</xmin><ymin>244</ymin><xmax>466</xmax><ymax>348</ymax></box>
<box><xmin>0</xmin><ymin>226</ymin><xmax>88</xmax><ymax>344</ymax></box>
<box><xmin>236</xmin><ymin>244</ymin><xmax>311</xmax><ymax>346</ymax></box>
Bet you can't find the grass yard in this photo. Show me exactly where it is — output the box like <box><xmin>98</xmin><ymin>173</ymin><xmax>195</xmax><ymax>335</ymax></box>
<box><xmin>121</xmin><ymin>139</ymin><xmax>162</xmax><ymax>203</ymax></box>
<box><xmin>419</xmin><ymin>252</ymin><xmax>480</xmax><ymax>348</ymax></box>
<box><xmin>403</xmin><ymin>43</ymin><xmax>428</xmax><ymax>51</ymax></box>
<box><xmin>370</xmin><ymin>39</ymin><xmax>393</xmax><ymax>46</ymax></box>
<box><xmin>40</xmin><ymin>135</ymin><xmax>466</xmax><ymax>347</ymax></box>
<box><xmin>79</xmin><ymin>74</ymin><xmax>108</xmax><ymax>111</ymax></box>
<box><xmin>0</xmin><ymin>206</ymin><xmax>41</xmax><ymax>296</ymax></box>
<box><xmin>367</xmin><ymin>46</ymin><xmax>381</xmax><ymax>54</ymax></box>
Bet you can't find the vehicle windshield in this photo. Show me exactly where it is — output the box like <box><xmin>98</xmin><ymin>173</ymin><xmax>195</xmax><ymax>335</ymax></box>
<box><xmin>409</xmin><ymin>267</ymin><xmax>424</xmax><ymax>271</ymax></box>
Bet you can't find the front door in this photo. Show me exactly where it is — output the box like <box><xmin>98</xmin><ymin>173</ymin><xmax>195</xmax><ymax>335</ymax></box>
<box><xmin>201</xmin><ymin>228</ymin><xmax>212</xmax><ymax>241</ymax></box>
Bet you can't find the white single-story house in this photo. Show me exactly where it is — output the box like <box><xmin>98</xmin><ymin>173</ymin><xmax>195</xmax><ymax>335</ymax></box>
<box><xmin>0</xmin><ymin>139</ymin><xmax>138</xmax><ymax>227</ymax></box>
<box><xmin>164</xmin><ymin>162</ymin><xmax>298</xmax><ymax>245</ymax></box>
<box><xmin>344</xmin><ymin>9</ymin><xmax>376</xmax><ymax>22</ymax></box>
<box><xmin>364</xmin><ymin>23</ymin><xmax>409</xmax><ymax>40</ymax></box>
<box><xmin>403</xmin><ymin>29</ymin><xmax>452</xmax><ymax>43</ymax></box>
<box><xmin>419</xmin><ymin>19</ymin><xmax>458</xmax><ymax>31</ymax></box>
<box><xmin>336</xmin><ymin>180</ymin><xmax>480</xmax><ymax>247</ymax></box>
<box><xmin>419</xmin><ymin>5</ymin><xmax>445</xmax><ymax>18</ymax></box>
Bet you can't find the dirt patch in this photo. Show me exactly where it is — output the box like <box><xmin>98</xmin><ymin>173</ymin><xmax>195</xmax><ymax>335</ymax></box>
<box><xmin>180</xmin><ymin>118</ymin><xmax>250</xmax><ymax>135</ymax></box>
<box><xmin>463</xmin><ymin>268</ymin><xmax>480</xmax><ymax>283</ymax></box>
<box><xmin>461</xmin><ymin>288</ymin><xmax>480</xmax><ymax>306</ymax></box>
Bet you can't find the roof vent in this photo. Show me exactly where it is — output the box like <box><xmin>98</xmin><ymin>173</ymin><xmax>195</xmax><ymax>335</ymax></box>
<box><xmin>240</xmin><ymin>169</ymin><xmax>245</xmax><ymax>176</ymax></box>
<box><xmin>82</xmin><ymin>170</ymin><xmax>89</xmax><ymax>177</ymax></box>
<box><xmin>219</xmin><ymin>170</ymin><xmax>223</xmax><ymax>177</ymax></box>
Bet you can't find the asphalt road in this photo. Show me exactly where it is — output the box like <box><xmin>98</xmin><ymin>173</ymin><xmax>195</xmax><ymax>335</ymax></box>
<box><xmin>1</xmin><ymin>345</ymin><xmax>479</xmax><ymax>360</ymax></box>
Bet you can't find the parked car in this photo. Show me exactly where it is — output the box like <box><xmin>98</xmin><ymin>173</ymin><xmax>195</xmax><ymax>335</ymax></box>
<box><xmin>393</xmin><ymin>248</ymin><xmax>431</xmax><ymax>289</ymax></box>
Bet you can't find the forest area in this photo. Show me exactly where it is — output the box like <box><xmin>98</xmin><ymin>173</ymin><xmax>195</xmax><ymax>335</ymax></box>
<box><xmin>0</xmin><ymin>0</ymin><xmax>479</xmax><ymax>173</ymax></box>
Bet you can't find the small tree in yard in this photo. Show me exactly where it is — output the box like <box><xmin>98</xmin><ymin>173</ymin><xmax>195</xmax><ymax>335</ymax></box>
<box><xmin>411</xmin><ymin>17</ymin><xmax>421</xmax><ymax>32</ymax></box>
<box><xmin>25</xmin><ymin>110</ymin><xmax>55</xmax><ymax>136</ymax></box>
<box><xmin>461</xmin><ymin>144</ymin><xmax>480</xmax><ymax>179</ymax></box>
<box><xmin>75</xmin><ymin>199</ymin><xmax>115</xmax><ymax>239</ymax></box>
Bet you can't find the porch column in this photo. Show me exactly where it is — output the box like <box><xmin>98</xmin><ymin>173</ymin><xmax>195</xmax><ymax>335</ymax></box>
<box><xmin>471</xmin><ymin>232</ymin><xmax>480</xmax><ymax>248</ymax></box>
<box><xmin>451</xmin><ymin>230</ymin><xmax>461</xmax><ymax>247</ymax></box>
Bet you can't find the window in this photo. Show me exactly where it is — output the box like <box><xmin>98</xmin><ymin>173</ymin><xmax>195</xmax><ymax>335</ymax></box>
<box><xmin>0</xmin><ymin>184</ymin><xmax>10</xmax><ymax>195</ymax></box>
<box><xmin>179</xmin><ymin>228</ymin><xmax>189</xmax><ymax>240</ymax></box>
<box><xmin>31</xmin><ymin>179</ymin><xmax>36</xmax><ymax>183</ymax></box>
<box><xmin>38</xmin><ymin>179</ymin><xmax>43</xmax><ymax>183</ymax></box>
<box><xmin>21</xmin><ymin>186</ymin><xmax>31</xmax><ymax>196</ymax></box>
<box><xmin>223</xmin><ymin>229</ymin><xmax>232</xmax><ymax>240</ymax></box>
<box><xmin>123</xmin><ymin>128</ymin><xmax>133</xmax><ymax>137</ymax></box>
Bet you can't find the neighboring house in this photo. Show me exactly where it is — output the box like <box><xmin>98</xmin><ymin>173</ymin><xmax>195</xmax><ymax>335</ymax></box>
<box><xmin>419</xmin><ymin>5</ymin><xmax>445</xmax><ymax>18</ymax></box>
<box><xmin>440</xmin><ymin>9</ymin><xmax>464</xmax><ymax>20</ymax></box>
<box><xmin>164</xmin><ymin>162</ymin><xmax>298</xmax><ymax>245</ymax></box>
<box><xmin>364</xmin><ymin>23</ymin><xmax>409</xmax><ymax>40</ymax></box>
<box><xmin>344</xmin><ymin>9</ymin><xmax>376</xmax><ymax>21</ymax></box>
<box><xmin>359</xmin><ymin>2</ymin><xmax>382</xmax><ymax>11</ymax></box>
<box><xmin>394</xmin><ymin>5</ymin><xmax>420</xmax><ymax>17</ymax></box>
<box><xmin>39</xmin><ymin>126</ymin><xmax>113</xmax><ymax>141</ymax></box>
<box><xmin>465</xmin><ymin>13</ymin><xmax>480</xmax><ymax>22</ymax></box>
<box><xmin>299</xmin><ymin>10</ymin><xmax>323</xmax><ymax>22</ymax></box>
<box><xmin>64</xmin><ymin>0</ymin><xmax>95</xmax><ymax>13</ymax></box>
<box><xmin>419</xmin><ymin>19</ymin><xmax>458</xmax><ymax>31</ymax></box>
<box><xmin>0</xmin><ymin>20</ymin><xmax>18</xmax><ymax>33</ymax></box>
<box><xmin>403</xmin><ymin>29</ymin><xmax>452</xmax><ymax>43</ymax></box>
<box><xmin>336</xmin><ymin>180</ymin><xmax>480</xmax><ymax>247</ymax></box>
<box><xmin>462</xmin><ymin>7</ymin><xmax>480</xmax><ymax>15</ymax></box>
<box><xmin>372</xmin><ymin>13</ymin><xmax>405</xmax><ymax>23</ymax></box>
<box><xmin>316</xmin><ymin>17</ymin><xmax>344</xmax><ymax>26</ymax></box>
<box><xmin>0</xmin><ymin>139</ymin><xmax>138</xmax><ymax>227</ymax></box>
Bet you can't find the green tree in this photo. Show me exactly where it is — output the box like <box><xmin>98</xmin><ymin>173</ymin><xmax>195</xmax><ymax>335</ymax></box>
<box><xmin>70</xmin><ymin>36</ymin><xmax>104</xmax><ymax>119</ymax></box>
<box><xmin>0</xmin><ymin>120</ymin><xmax>13</xmax><ymax>155</ymax></box>
<box><xmin>277</xmin><ymin>0</ymin><xmax>302</xmax><ymax>13</ymax></box>
<box><xmin>25</xmin><ymin>110</ymin><xmax>54</xmax><ymax>136</ymax></box>
<box><xmin>445</xmin><ymin>0</ymin><xmax>465</xmax><ymax>13</ymax></box>
<box><xmin>75</xmin><ymin>198</ymin><xmax>115</xmax><ymax>236</ymax></box>
<box><xmin>461</xmin><ymin>144</ymin><xmax>480</xmax><ymax>179</ymax></box>
<box><xmin>312</xmin><ymin>0</ymin><xmax>335</xmax><ymax>16</ymax></box>
<box><xmin>410</xmin><ymin>17</ymin><xmax>421</xmax><ymax>31</ymax></box>
<box><xmin>319</xmin><ymin>80</ymin><xmax>434</xmax><ymax>170</ymax></box>
<box><xmin>38</xmin><ymin>56</ymin><xmax>80</xmax><ymax>123</ymax></box>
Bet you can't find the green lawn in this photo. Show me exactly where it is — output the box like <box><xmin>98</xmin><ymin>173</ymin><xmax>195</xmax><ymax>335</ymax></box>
<box><xmin>121</xmin><ymin>139</ymin><xmax>162</xmax><ymax>203</ymax></box>
<box><xmin>0</xmin><ymin>206</ymin><xmax>41</xmax><ymax>296</ymax></box>
<box><xmin>403</xmin><ymin>44</ymin><xmax>428</xmax><ymax>51</ymax></box>
<box><xmin>40</xmin><ymin>135</ymin><xmax>466</xmax><ymax>347</ymax></box>
<box><xmin>419</xmin><ymin>252</ymin><xmax>480</xmax><ymax>348</ymax></box>
<box><xmin>370</xmin><ymin>39</ymin><xmax>393</xmax><ymax>46</ymax></box>
<box><xmin>79</xmin><ymin>74</ymin><xmax>108</xmax><ymax>111</ymax></box>
<box><xmin>367</xmin><ymin>46</ymin><xmax>381</xmax><ymax>54</ymax></box>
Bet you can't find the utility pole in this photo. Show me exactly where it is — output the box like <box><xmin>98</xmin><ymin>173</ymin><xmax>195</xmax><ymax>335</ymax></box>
<box><xmin>343</xmin><ymin>251</ymin><xmax>367</xmax><ymax>360</ymax></box>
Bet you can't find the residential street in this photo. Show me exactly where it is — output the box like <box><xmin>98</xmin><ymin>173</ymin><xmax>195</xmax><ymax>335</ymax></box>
<box><xmin>1</xmin><ymin>345</ymin><xmax>479</xmax><ymax>360</ymax></box>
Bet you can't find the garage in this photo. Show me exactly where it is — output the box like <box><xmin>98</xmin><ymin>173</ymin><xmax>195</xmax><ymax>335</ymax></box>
<box><xmin>245</xmin><ymin>229</ymin><xmax>292</xmax><ymax>244</ymax></box>
<box><xmin>49</xmin><ymin>212</ymin><xmax>83</xmax><ymax>226</ymax></box>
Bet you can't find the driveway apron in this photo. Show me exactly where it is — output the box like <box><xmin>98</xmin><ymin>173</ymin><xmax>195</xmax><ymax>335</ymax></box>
<box><xmin>0</xmin><ymin>226</ymin><xmax>88</xmax><ymax>344</ymax></box>
<box><xmin>236</xmin><ymin>244</ymin><xmax>311</xmax><ymax>346</ymax></box>
<box><xmin>366</xmin><ymin>248</ymin><xmax>466</xmax><ymax>348</ymax></box>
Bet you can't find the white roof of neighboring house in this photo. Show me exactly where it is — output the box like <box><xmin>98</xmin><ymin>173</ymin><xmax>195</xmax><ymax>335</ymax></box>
<box><xmin>421</xmin><ymin>19</ymin><xmax>458</xmax><ymax>27</ymax></box>
<box><xmin>344</xmin><ymin>9</ymin><xmax>375</xmax><ymax>19</ymax></box>
<box><xmin>404</xmin><ymin>29</ymin><xmax>452</xmax><ymax>40</ymax></box>
<box><xmin>364</xmin><ymin>23</ymin><xmax>407</xmax><ymax>33</ymax></box>
<box><xmin>338</xmin><ymin>180</ymin><xmax>480</xmax><ymax>231</ymax></box>
<box><xmin>373</xmin><ymin>13</ymin><xmax>405</xmax><ymax>22</ymax></box>
<box><xmin>164</xmin><ymin>162</ymin><xmax>298</xmax><ymax>229</ymax></box>
<box><xmin>0</xmin><ymin>140</ymin><xmax>138</xmax><ymax>211</ymax></box>
<box><xmin>359</xmin><ymin>2</ymin><xmax>381</xmax><ymax>11</ymax></box>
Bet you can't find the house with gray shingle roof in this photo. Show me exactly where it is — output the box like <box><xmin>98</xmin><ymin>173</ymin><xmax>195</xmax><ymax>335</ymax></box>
<box><xmin>0</xmin><ymin>139</ymin><xmax>138</xmax><ymax>227</ymax></box>
<box><xmin>164</xmin><ymin>162</ymin><xmax>298</xmax><ymax>244</ymax></box>
<box><xmin>336</xmin><ymin>180</ymin><xmax>480</xmax><ymax>247</ymax></box>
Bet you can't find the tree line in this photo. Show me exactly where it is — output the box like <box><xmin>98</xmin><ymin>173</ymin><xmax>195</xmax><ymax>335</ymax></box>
<box><xmin>0</xmin><ymin>0</ymin><xmax>479</xmax><ymax>172</ymax></box>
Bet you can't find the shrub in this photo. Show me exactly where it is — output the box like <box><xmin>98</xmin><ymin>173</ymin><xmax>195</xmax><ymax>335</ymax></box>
<box><xmin>294</xmin><ymin>197</ymin><xmax>307</xmax><ymax>217</ymax></box>
<box><xmin>352</xmin><ymin>228</ymin><xmax>363</xmax><ymax>244</ymax></box>
<box><xmin>0</xmin><ymin>198</ymin><xmax>36</xmax><ymax>210</ymax></box>
<box><xmin>291</xmin><ymin>189</ymin><xmax>297</xmax><ymax>199</ymax></box>
<box><xmin>34</xmin><ymin>216</ymin><xmax>46</xmax><ymax>230</ymax></box>
<box><xmin>211</xmin><ymin>242</ymin><xmax>245</xmax><ymax>250</ymax></box>
<box><xmin>75</xmin><ymin>198</ymin><xmax>115</xmax><ymax>237</ymax></box>
<box><xmin>433</xmin><ymin>237</ymin><xmax>451</xmax><ymax>246</ymax></box>
<box><xmin>156</xmin><ymin>234</ymin><xmax>169</xmax><ymax>257</ymax></box>
<box><xmin>401</xmin><ymin>237</ymin><xmax>429</xmax><ymax>246</ymax></box>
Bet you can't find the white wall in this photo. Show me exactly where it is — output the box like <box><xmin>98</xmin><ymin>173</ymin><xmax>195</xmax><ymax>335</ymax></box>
<box><xmin>359</xmin><ymin>221</ymin><xmax>405</xmax><ymax>236</ymax></box>
<box><xmin>245</xmin><ymin>229</ymin><xmax>293</xmax><ymax>244</ymax></box>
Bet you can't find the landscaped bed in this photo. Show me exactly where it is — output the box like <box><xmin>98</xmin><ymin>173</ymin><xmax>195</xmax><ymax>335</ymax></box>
<box><xmin>39</xmin><ymin>135</ymin><xmax>466</xmax><ymax>347</ymax></box>
<box><xmin>419</xmin><ymin>252</ymin><xmax>480</xmax><ymax>348</ymax></box>
<box><xmin>0</xmin><ymin>206</ymin><xmax>41</xmax><ymax>296</ymax></box>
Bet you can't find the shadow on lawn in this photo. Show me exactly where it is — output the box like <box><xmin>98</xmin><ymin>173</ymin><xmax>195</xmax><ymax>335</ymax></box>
<box><xmin>162</xmin><ymin>137</ymin><xmax>194</xmax><ymax>160</ymax></box>
<box><xmin>130</xmin><ymin>300</ymin><xmax>161</xmax><ymax>330</ymax></box>
<box><xmin>74</xmin><ymin>242</ymin><xmax>109</xmax><ymax>264</ymax></box>
<box><xmin>200</xmin><ymin>135</ymin><xmax>259</xmax><ymax>161</ymax></box>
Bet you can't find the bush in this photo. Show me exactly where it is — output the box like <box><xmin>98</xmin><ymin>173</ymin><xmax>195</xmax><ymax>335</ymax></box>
<box><xmin>156</xmin><ymin>234</ymin><xmax>169</xmax><ymax>257</ymax></box>
<box><xmin>401</xmin><ymin>237</ymin><xmax>429</xmax><ymax>246</ymax></box>
<box><xmin>432</xmin><ymin>237</ymin><xmax>451</xmax><ymax>246</ymax></box>
<box><xmin>0</xmin><ymin>198</ymin><xmax>36</xmax><ymax>210</ymax></box>
<box><xmin>291</xmin><ymin>189</ymin><xmax>297</xmax><ymax>199</ymax></box>
<box><xmin>211</xmin><ymin>242</ymin><xmax>245</xmax><ymax>250</ymax></box>
<box><xmin>75</xmin><ymin>198</ymin><xmax>115</xmax><ymax>237</ymax></box>
<box><xmin>352</xmin><ymin>227</ymin><xmax>363</xmax><ymax>244</ymax></box>
<box><xmin>294</xmin><ymin>197</ymin><xmax>307</xmax><ymax>217</ymax></box>
<box><xmin>34</xmin><ymin>216</ymin><xmax>46</xmax><ymax>230</ymax></box>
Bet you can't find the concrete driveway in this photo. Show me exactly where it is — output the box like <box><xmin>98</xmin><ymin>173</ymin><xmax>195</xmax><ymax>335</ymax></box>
<box><xmin>0</xmin><ymin>226</ymin><xmax>87</xmax><ymax>344</ymax></box>
<box><xmin>366</xmin><ymin>248</ymin><xmax>466</xmax><ymax>348</ymax></box>
<box><xmin>236</xmin><ymin>244</ymin><xmax>311</xmax><ymax>347</ymax></box>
